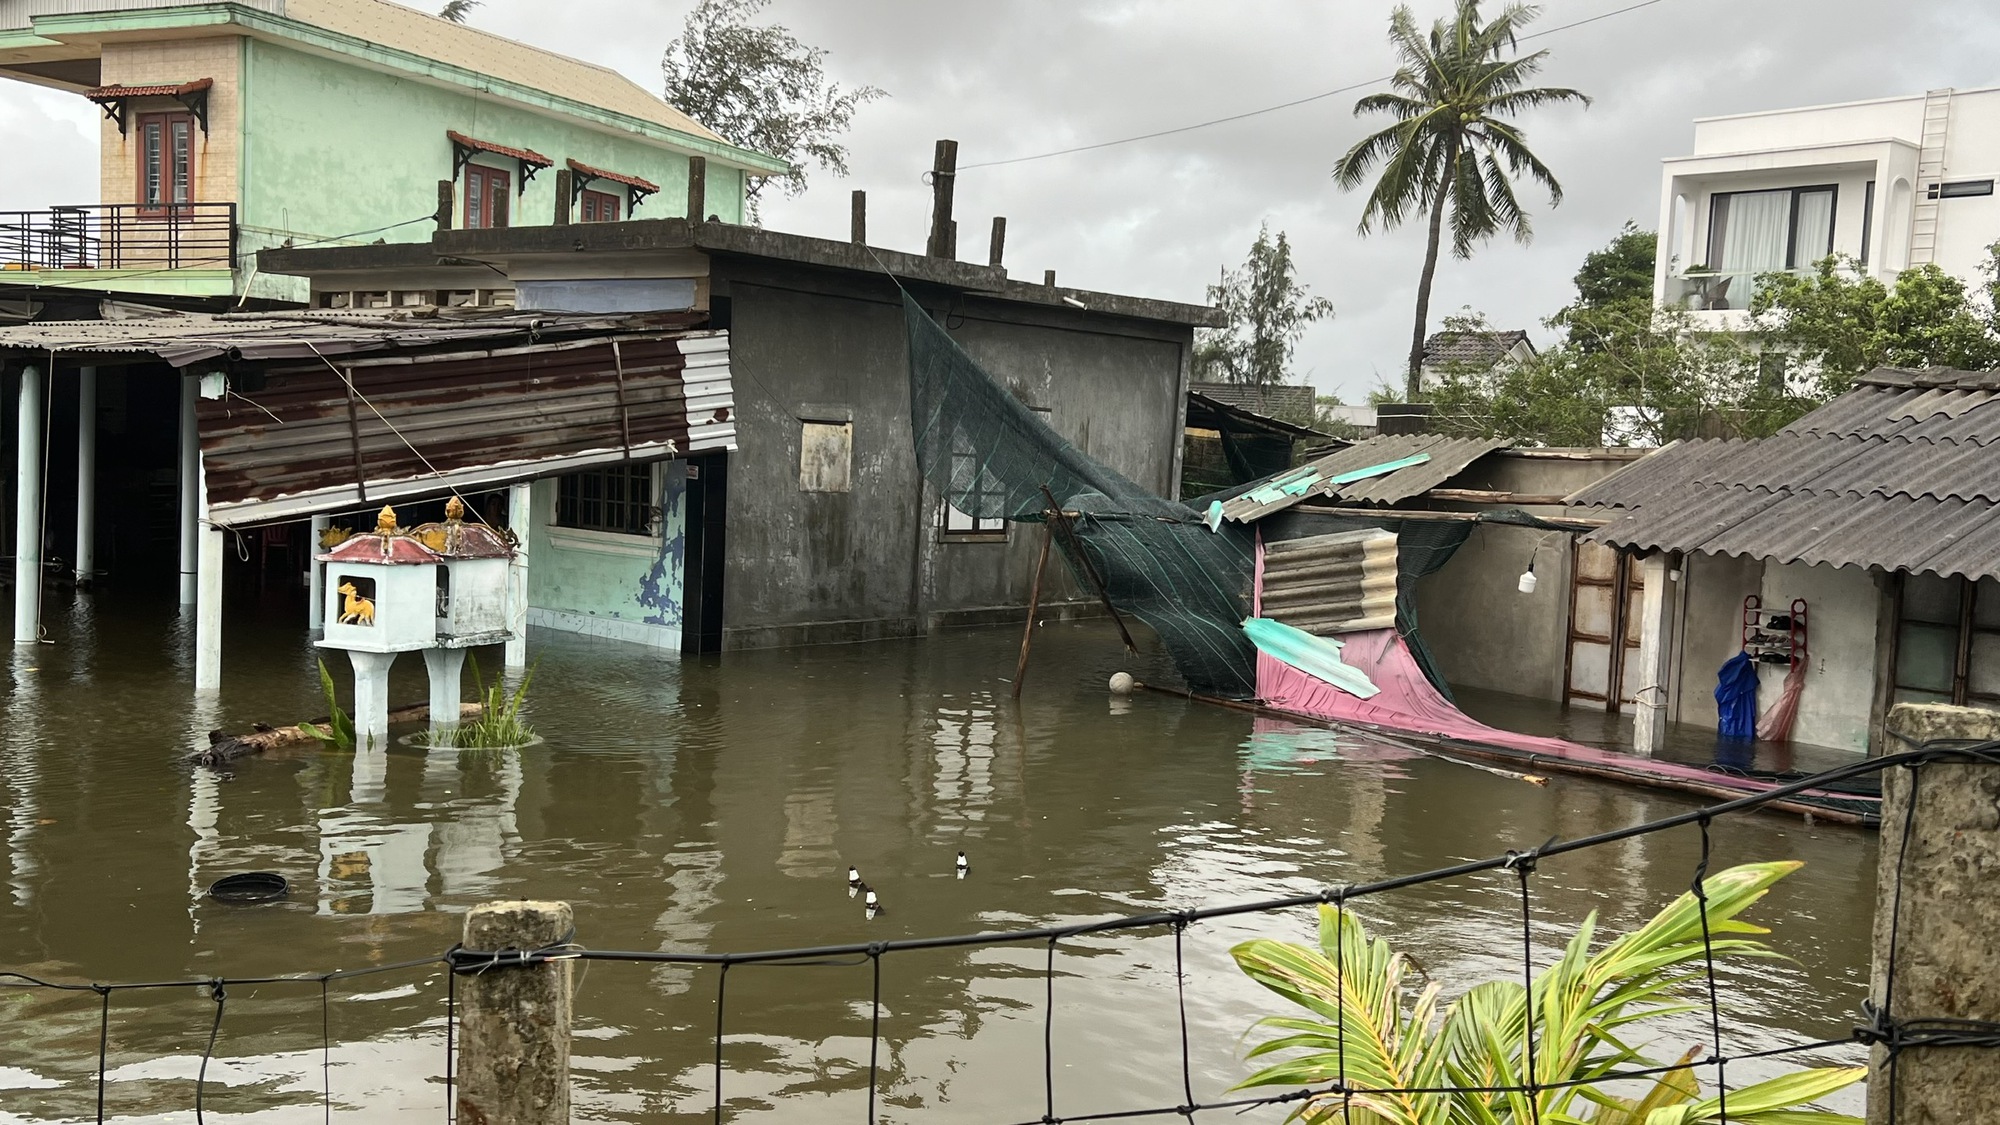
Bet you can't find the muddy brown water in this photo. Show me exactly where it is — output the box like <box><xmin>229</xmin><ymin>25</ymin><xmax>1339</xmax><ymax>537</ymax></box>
<box><xmin>0</xmin><ymin>590</ymin><xmax>1873</xmax><ymax>1122</ymax></box>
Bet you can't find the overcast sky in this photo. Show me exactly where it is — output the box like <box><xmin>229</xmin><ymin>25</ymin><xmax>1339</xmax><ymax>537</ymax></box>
<box><xmin>6</xmin><ymin>0</ymin><xmax>2000</xmax><ymax>399</ymax></box>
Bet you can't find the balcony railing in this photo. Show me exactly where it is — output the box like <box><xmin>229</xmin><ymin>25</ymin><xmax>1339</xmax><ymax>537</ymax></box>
<box><xmin>1664</xmin><ymin>267</ymin><xmax>1814</xmax><ymax>313</ymax></box>
<box><xmin>0</xmin><ymin>202</ymin><xmax>237</xmax><ymax>274</ymax></box>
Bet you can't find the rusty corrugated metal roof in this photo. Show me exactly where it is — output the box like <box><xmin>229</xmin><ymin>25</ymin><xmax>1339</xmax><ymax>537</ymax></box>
<box><xmin>1575</xmin><ymin>366</ymin><xmax>2000</xmax><ymax>579</ymax></box>
<box><xmin>0</xmin><ymin>308</ymin><xmax>702</xmax><ymax>367</ymax></box>
<box><xmin>1214</xmin><ymin>434</ymin><xmax>1507</xmax><ymax>523</ymax></box>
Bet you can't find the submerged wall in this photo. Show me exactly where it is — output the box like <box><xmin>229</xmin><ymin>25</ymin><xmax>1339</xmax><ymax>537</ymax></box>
<box><xmin>1758</xmin><ymin>561</ymin><xmax>1882</xmax><ymax>753</ymax></box>
<box><xmin>525</xmin><ymin>461</ymin><xmax>688</xmax><ymax>650</ymax></box>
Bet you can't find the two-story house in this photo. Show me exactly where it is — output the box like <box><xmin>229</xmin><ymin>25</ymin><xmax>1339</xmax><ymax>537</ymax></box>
<box><xmin>0</xmin><ymin>0</ymin><xmax>786</xmax><ymax>302</ymax></box>
<box><xmin>1653</xmin><ymin>86</ymin><xmax>2000</xmax><ymax>325</ymax></box>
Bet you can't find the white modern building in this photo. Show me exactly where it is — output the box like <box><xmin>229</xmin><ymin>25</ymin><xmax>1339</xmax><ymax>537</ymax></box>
<box><xmin>1654</xmin><ymin>86</ymin><xmax>2000</xmax><ymax>326</ymax></box>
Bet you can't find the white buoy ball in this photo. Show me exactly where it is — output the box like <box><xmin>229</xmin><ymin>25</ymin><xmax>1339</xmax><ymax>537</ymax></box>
<box><xmin>1109</xmin><ymin>671</ymin><xmax>1135</xmax><ymax>695</ymax></box>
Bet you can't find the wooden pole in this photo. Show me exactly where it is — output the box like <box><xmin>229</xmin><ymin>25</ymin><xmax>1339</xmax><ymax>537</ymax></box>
<box><xmin>435</xmin><ymin>180</ymin><xmax>454</xmax><ymax>232</ymax></box>
<box><xmin>456</xmin><ymin>900</ymin><xmax>574</xmax><ymax>1125</ymax></box>
<box><xmin>926</xmin><ymin>139</ymin><xmax>958</xmax><ymax>258</ymax></box>
<box><xmin>552</xmin><ymin>168</ymin><xmax>572</xmax><ymax>226</ymax></box>
<box><xmin>686</xmin><ymin>156</ymin><xmax>708</xmax><ymax>221</ymax></box>
<box><xmin>850</xmin><ymin>189</ymin><xmax>867</xmax><ymax>244</ymax></box>
<box><xmin>1040</xmin><ymin>485</ymin><xmax>1138</xmax><ymax>654</ymax></box>
<box><xmin>989</xmin><ymin>216</ymin><xmax>1007</xmax><ymax>267</ymax></box>
<box><xmin>1011</xmin><ymin>520</ymin><xmax>1053</xmax><ymax>700</ymax></box>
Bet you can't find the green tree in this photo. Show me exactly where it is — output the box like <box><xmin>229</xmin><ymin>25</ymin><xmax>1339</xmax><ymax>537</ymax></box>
<box><xmin>1194</xmin><ymin>224</ymin><xmax>1336</xmax><ymax>387</ymax></box>
<box><xmin>1335</xmin><ymin>0</ymin><xmax>1589</xmax><ymax>400</ymax></box>
<box><xmin>662</xmin><ymin>0</ymin><xmax>885</xmax><ymax>217</ymax></box>
<box><xmin>1752</xmin><ymin>251</ymin><xmax>2000</xmax><ymax>398</ymax></box>
<box><xmin>437</xmin><ymin>0</ymin><xmax>478</xmax><ymax>21</ymax></box>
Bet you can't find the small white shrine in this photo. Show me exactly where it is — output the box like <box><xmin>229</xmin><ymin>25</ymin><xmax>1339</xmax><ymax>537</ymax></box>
<box><xmin>316</xmin><ymin>498</ymin><xmax>516</xmax><ymax>746</ymax></box>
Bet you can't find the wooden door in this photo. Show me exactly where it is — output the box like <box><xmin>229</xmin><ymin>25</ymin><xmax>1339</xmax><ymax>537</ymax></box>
<box><xmin>1566</xmin><ymin>542</ymin><xmax>1645</xmax><ymax>712</ymax></box>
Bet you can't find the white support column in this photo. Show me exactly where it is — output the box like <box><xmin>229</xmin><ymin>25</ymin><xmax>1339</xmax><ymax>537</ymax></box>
<box><xmin>13</xmin><ymin>364</ymin><xmax>44</xmax><ymax>647</ymax></box>
<box><xmin>177</xmin><ymin>375</ymin><xmax>199</xmax><ymax>606</ymax></box>
<box><xmin>423</xmin><ymin>646</ymin><xmax>467</xmax><ymax>743</ymax></box>
<box><xmin>194</xmin><ymin>459</ymin><xmax>223</xmax><ymax>693</ymax></box>
<box><xmin>1631</xmin><ymin>553</ymin><xmax>1678</xmax><ymax>758</ymax></box>
<box><xmin>348</xmin><ymin>649</ymin><xmax>399</xmax><ymax>752</ymax></box>
<box><xmin>73</xmin><ymin>366</ymin><xmax>95</xmax><ymax>587</ymax></box>
<box><xmin>505</xmin><ymin>481</ymin><xmax>531</xmax><ymax>668</ymax></box>
<box><xmin>307</xmin><ymin>514</ymin><xmax>329</xmax><ymax>632</ymax></box>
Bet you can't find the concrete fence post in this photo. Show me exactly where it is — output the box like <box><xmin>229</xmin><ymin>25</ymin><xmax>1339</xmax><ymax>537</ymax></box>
<box><xmin>457</xmin><ymin>900</ymin><xmax>574</xmax><ymax>1125</ymax></box>
<box><xmin>1868</xmin><ymin>703</ymin><xmax>2000</xmax><ymax>1125</ymax></box>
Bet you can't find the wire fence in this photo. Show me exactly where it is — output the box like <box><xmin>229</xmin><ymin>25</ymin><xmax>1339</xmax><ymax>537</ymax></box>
<box><xmin>5</xmin><ymin>740</ymin><xmax>1998</xmax><ymax>1124</ymax></box>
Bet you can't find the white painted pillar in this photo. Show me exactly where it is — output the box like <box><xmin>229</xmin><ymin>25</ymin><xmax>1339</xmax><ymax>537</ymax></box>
<box><xmin>13</xmin><ymin>364</ymin><xmax>44</xmax><ymax>647</ymax></box>
<box><xmin>505</xmin><ymin>481</ymin><xmax>531</xmax><ymax>668</ymax></box>
<box><xmin>1631</xmin><ymin>553</ymin><xmax>1677</xmax><ymax>758</ymax></box>
<box><xmin>177</xmin><ymin>375</ymin><xmax>199</xmax><ymax>605</ymax></box>
<box><xmin>348</xmin><ymin>649</ymin><xmax>399</xmax><ymax>751</ymax></box>
<box><xmin>307</xmin><ymin>514</ymin><xmax>329</xmax><ymax>631</ymax></box>
<box><xmin>193</xmin><ymin>459</ymin><xmax>223</xmax><ymax>693</ymax></box>
<box><xmin>423</xmin><ymin>645</ymin><xmax>467</xmax><ymax>743</ymax></box>
<box><xmin>73</xmin><ymin>366</ymin><xmax>95</xmax><ymax>586</ymax></box>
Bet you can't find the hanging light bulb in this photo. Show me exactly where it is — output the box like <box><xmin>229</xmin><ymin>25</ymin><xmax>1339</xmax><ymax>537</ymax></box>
<box><xmin>1517</xmin><ymin>560</ymin><xmax>1538</xmax><ymax>595</ymax></box>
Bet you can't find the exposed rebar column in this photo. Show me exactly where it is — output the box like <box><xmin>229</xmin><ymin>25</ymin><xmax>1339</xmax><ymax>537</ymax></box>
<box><xmin>1868</xmin><ymin>702</ymin><xmax>2000</xmax><ymax>1125</ymax></box>
<box><xmin>177</xmin><ymin>375</ymin><xmax>199</xmax><ymax>605</ymax></box>
<box><xmin>73</xmin><ymin>366</ymin><xmax>95</xmax><ymax>586</ymax></box>
<box><xmin>456</xmin><ymin>900</ymin><xmax>573</xmax><ymax>1125</ymax></box>
<box><xmin>12</xmin><ymin>364</ymin><xmax>43</xmax><ymax>645</ymax></box>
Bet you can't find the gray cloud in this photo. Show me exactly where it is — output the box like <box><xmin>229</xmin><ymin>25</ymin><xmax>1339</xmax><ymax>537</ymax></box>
<box><xmin>6</xmin><ymin>0</ymin><xmax>1999</xmax><ymax>401</ymax></box>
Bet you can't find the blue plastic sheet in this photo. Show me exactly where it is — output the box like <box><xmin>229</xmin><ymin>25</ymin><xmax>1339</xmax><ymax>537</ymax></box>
<box><xmin>1714</xmin><ymin>652</ymin><xmax>1759</xmax><ymax>740</ymax></box>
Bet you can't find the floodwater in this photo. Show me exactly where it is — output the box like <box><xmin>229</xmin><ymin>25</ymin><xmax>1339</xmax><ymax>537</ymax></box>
<box><xmin>0</xmin><ymin>588</ymin><xmax>1875</xmax><ymax>1123</ymax></box>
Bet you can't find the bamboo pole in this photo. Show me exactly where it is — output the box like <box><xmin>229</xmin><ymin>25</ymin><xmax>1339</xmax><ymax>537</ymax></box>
<box><xmin>1039</xmin><ymin>485</ymin><xmax>1138</xmax><ymax>654</ymax></box>
<box><xmin>1011</xmin><ymin>521</ymin><xmax>1054</xmax><ymax>700</ymax></box>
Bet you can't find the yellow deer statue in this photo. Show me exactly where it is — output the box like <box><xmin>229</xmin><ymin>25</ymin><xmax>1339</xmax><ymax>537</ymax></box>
<box><xmin>337</xmin><ymin>582</ymin><xmax>376</xmax><ymax>626</ymax></box>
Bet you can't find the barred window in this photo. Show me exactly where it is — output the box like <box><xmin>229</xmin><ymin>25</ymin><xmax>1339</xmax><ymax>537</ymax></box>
<box><xmin>556</xmin><ymin>465</ymin><xmax>655</xmax><ymax>536</ymax></box>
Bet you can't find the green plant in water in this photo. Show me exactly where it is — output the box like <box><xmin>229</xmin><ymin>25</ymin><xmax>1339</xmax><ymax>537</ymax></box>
<box><xmin>426</xmin><ymin>655</ymin><xmax>536</xmax><ymax>750</ymax></box>
<box><xmin>299</xmin><ymin>659</ymin><xmax>356</xmax><ymax>751</ymax></box>
<box><xmin>1231</xmin><ymin>861</ymin><xmax>1863</xmax><ymax>1124</ymax></box>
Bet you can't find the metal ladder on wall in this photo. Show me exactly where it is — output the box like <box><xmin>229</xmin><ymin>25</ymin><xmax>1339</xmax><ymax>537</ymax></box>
<box><xmin>1909</xmin><ymin>87</ymin><xmax>1953</xmax><ymax>266</ymax></box>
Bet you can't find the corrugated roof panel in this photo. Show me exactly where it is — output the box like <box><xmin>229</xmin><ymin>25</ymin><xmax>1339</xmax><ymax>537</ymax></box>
<box><xmin>1213</xmin><ymin>434</ymin><xmax>1506</xmax><ymax>524</ymax></box>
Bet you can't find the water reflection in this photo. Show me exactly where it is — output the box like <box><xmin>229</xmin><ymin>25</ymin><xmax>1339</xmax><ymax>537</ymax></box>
<box><xmin>0</xmin><ymin>603</ymin><xmax>1877</xmax><ymax>1123</ymax></box>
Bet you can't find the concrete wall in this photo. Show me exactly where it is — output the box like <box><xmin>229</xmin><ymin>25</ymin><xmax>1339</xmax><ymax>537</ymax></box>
<box><xmin>1411</xmin><ymin>452</ymin><xmax>1639</xmax><ymax>702</ymax></box>
<box><xmin>1669</xmin><ymin>551</ymin><xmax>1765</xmax><ymax>731</ymax></box>
<box><xmin>712</xmin><ymin>262</ymin><xmax>1189</xmax><ymax>650</ymax></box>
<box><xmin>1757</xmin><ymin>561</ymin><xmax>1881</xmax><ymax>753</ymax></box>
<box><xmin>524</xmin><ymin>460</ymin><xmax>688</xmax><ymax>650</ymax></box>
<box><xmin>99</xmin><ymin>37</ymin><xmax>245</xmax><ymax>214</ymax></box>
<box><xmin>239</xmin><ymin>39</ymin><xmax>742</xmax><ymax>299</ymax></box>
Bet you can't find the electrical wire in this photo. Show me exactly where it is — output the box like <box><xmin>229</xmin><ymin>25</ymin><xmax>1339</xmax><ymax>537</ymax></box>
<box><xmin>959</xmin><ymin>0</ymin><xmax>1672</xmax><ymax>171</ymax></box>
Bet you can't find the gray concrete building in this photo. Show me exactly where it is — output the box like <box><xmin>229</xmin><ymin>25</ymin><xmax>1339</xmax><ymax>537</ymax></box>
<box><xmin>260</xmin><ymin>218</ymin><xmax>1219</xmax><ymax>653</ymax></box>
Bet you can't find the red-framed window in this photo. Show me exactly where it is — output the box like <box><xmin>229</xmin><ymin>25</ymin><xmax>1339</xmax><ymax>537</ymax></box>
<box><xmin>579</xmin><ymin>188</ymin><xmax>622</xmax><ymax>223</ymax></box>
<box><xmin>137</xmin><ymin>112</ymin><xmax>195</xmax><ymax>216</ymax></box>
<box><xmin>463</xmin><ymin>165</ymin><xmax>512</xmax><ymax>230</ymax></box>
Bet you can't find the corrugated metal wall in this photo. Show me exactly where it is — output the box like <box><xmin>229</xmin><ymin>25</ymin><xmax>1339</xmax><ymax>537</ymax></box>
<box><xmin>199</xmin><ymin>331</ymin><xmax>733</xmax><ymax>524</ymax></box>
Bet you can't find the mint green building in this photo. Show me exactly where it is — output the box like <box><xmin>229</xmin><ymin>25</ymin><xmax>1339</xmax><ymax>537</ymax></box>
<box><xmin>0</xmin><ymin>0</ymin><xmax>786</xmax><ymax>301</ymax></box>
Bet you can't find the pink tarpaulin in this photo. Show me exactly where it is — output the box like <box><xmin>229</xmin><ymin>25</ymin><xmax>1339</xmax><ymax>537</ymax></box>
<box><xmin>1254</xmin><ymin>629</ymin><xmax>1597</xmax><ymax>757</ymax></box>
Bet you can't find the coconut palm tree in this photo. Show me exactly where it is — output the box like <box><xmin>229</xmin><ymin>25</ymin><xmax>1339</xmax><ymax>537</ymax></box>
<box><xmin>1335</xmin><ymin>1</ymin><xmax>1589</xmax><ymax>400</ymax></box>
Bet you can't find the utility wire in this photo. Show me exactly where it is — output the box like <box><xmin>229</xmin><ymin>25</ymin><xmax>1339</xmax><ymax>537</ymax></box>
<box><xmin>958</xmin><ymin>0</ymin><xmax>1671</xmax><ymax>171</ymax></box>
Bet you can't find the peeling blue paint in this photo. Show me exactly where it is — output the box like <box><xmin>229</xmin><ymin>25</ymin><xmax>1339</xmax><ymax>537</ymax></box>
<box><xmin>639</xmin><ymin>462</ymin><xmax>689</xmax><ymax>629</ymax></box>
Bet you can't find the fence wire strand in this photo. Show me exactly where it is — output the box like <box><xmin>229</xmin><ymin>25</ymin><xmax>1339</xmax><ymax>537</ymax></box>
<box><xmin>3</xmin><ymin>743</ymin><xmax>1995</xmax><ymax>1123</ymax></box>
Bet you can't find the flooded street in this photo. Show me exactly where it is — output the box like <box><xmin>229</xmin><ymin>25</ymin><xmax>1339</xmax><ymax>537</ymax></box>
<box><xmin>0</xmin><ymin>590</ymin><xmax>1873</xmax><ymax>1123</ymax></box>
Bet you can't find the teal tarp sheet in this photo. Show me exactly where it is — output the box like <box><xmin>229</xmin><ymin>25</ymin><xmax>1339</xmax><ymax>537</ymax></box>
<box><xmin>1241</xmin><ymin>617</ymin><xmax>1380</xmax><ymax>699</ymax></box>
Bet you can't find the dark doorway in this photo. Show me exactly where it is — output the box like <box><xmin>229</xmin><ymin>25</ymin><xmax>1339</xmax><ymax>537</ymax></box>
<box><xmin>681</xmin><ymin>451</ymin><xmax>727</xmax><ymax>654</ymax></box>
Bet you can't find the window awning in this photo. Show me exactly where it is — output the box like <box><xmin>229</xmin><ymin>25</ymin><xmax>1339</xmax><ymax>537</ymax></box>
<box><xmin>566</xmin><ymin>158</ymin><xmax>660</xmax><ymax>211</ymax></box>
<box><xmin>84</xmin><ymin>77</ymin><xmax>213</xmax><ymax>136</ymax></box>
<box><xmin>448</xmin><ymin>130</ymin><xmax>552</xmax><ymax>195</ymax></box>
